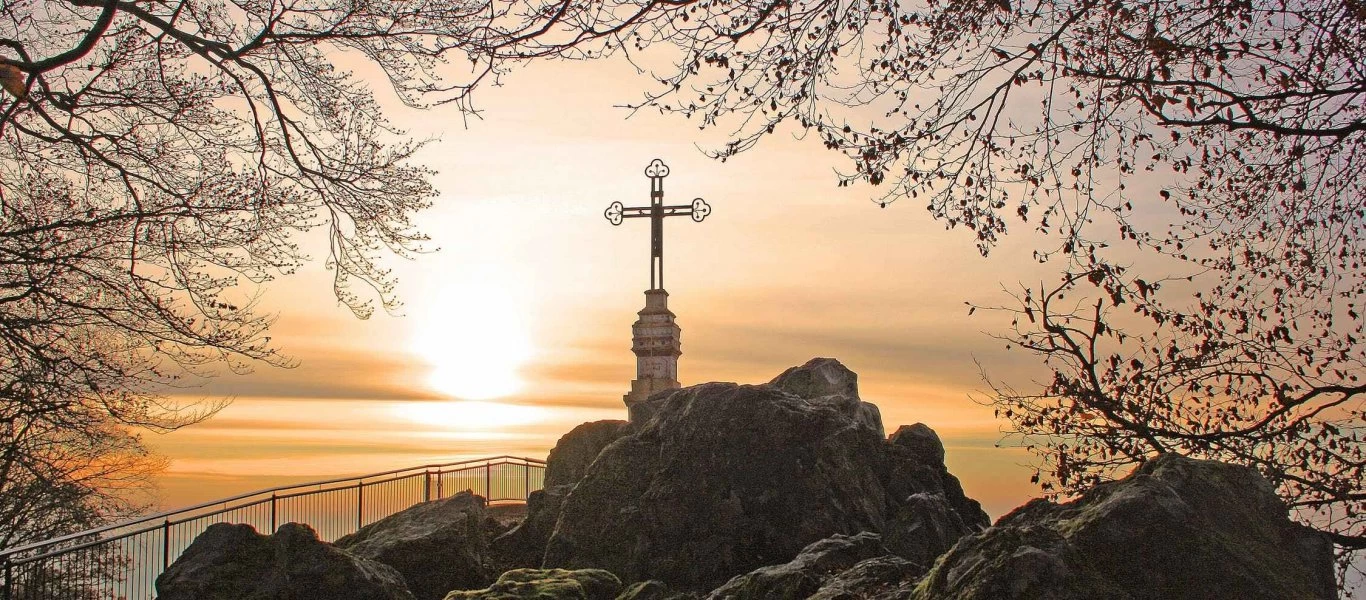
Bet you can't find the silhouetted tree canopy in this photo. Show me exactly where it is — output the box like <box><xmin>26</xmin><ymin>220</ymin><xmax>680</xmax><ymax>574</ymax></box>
<box><xmin>0</xmin><ymin>0</ymin><xmax>562</xmax><ymax>551</ymax></box>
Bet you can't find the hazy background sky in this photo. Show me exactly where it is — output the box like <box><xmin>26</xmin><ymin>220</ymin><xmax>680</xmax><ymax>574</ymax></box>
<box><xmin>144</xmin><ymin>55</ymin><xmax>1081</xmax><ymax>520</ymax></box>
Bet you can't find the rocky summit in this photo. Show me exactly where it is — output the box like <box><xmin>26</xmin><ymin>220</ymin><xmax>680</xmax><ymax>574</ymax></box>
<box><xmin>155</xmin><ymin>358</ymin><xmax>1339</xmax><ymax>600</ymax></box>
<box><xmin>538</xmin><ymin>358</ymin><xmax>989</xmax><ymax>591</ymax></box>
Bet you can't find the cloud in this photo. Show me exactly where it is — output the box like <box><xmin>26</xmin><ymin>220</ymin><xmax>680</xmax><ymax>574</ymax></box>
<box><xmin>520</xmin><ymin>359</ymin><xmax>631</xmax><ymax>390</ymax></box>
<box><xmin>190</xmin><ymin>349</ymin><xmax>442</xmax><ymax>402</ymax></box>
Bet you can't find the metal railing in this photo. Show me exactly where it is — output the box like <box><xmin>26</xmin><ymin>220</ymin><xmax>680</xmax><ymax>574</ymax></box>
<box><xmin>0</xmin><ymin>455</ymin><xmax>546</xmax><ymax>600</ymax></box>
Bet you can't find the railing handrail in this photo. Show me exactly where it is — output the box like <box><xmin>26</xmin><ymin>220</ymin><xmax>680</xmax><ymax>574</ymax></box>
<box><xmin>0</xmin><ymin>454</ymin><xmax>545</xmax><ymax>559</ymax></box>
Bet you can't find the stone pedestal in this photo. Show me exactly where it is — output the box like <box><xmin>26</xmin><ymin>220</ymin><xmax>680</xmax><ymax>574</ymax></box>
<box><xmin>623</xmin><ymin>289</ymin><xmax>681</xmax><ymax>421</ymax></box>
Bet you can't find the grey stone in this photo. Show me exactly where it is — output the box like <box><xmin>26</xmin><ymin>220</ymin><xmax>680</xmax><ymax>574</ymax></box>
<box><xmin>544</xmin><ymin>420</ymin><xmax>629</xmax><ymax>488</ymax></box>
<box><xmin>882</xmin><ymin>493</ymin><xmax>973</xmax><ymax>569</ymax></box>
<box><xmin>491</xmin><ymin>484</ymin><xmax>572</xmax><ymax>570</ymax></box>
<box><xmin>490</xmin><ymin>420</ymin><xmax>627</xmax><ymax>571</ymax></box>
<box><xmin>808</xmin><ymin>556</ymin><xmax>921</xmax><ymax>600</ymax></box>
<box><xmin>155</xmin><ymin>522</ymin><xmax>414</xmax><ymax>600</ymax></box>
<box><xmin>336</xmin><ymin>491</ymin><xmax>492</xmax><ymax>600</ymax></box>
<box><xmin>913</xmin><ymin>453</ymin><xmax>1337</xmax><ymax>600</ymax></box>
<box><xmin>769</xmin><ymin>358</ymin><xmax>883</xmax><ymax>437</ymax></box>
<box><xmin>704</xmin><ymin>532</ymin><xmax>890</xmax><ymax>600</ymax></box>
<box><xmin>616</xmin><ymin>580</ymin><xmax>697</xmax><ymax>600</ymax></box>
<box><xmin>889</xmin><ymin>424</ymin><xmax>944</xmax><ymax>465</ymax></box>
<box><xmin>768</xmin><ymin>358</ymin><xmax>860</xmax><ymax>400</ymax></box>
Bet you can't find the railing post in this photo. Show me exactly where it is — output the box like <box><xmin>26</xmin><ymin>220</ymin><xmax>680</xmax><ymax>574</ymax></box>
<box><xmin>423</xmin><ymin>471</ymin><xmax>431</xmax><ymax>502</ymax></box>
<box><xmin>270</xmin><ymin>493</ymin><xmax>278</xmax><ymax>532</ymax></box>
<box><xmin>161</xmin><ymin>519</ymin><xmax>171</xmax><ymax>574</ymax></box>
<box><xmin>485</xmin><ymin>462</ymin><xmax>492</xmax><ymax>501</ymax></box>
<box><xmin>524</xmin><ymin>461</ymin><xmax>530</xmax><ymax>499</ymax></box>
<box><xmin>357</xmin><ymin>482</ymin><xmax>365</xmax><ymax>530</ymax></box>
<box><xmin>436</xmin><ymin>470</ymin><xmax>443</xmax><ymax>500</ymax></box>
<box><xmin>4</xmin><ymin>557</ymin><xmax>12</xmax><ymax>600</ymax></box>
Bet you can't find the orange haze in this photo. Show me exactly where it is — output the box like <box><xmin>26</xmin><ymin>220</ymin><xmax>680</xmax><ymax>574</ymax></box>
<box><xmin>144</xmin><ymin>56</ymin><xmax>1076</xmax><ymax>521</ymax></box>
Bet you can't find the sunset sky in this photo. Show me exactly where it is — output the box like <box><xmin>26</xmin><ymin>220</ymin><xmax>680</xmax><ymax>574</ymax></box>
<box><xmin>144</xmin><ymin>55</ymin><xmax>1083</xmax><ymax>520</ymax></box>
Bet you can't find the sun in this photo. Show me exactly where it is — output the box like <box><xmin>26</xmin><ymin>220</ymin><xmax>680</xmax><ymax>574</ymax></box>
<box><xmin>410</xmin><ymin>282</ymin><xmax>534</xmax><ymax>400</ymax></box>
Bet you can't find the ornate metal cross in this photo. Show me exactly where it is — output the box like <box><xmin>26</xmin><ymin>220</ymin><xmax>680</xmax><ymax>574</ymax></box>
<box><xmin>604</xmin><ymin>159</ymin><xmax>712</xmax><ymax>290</ymax></box>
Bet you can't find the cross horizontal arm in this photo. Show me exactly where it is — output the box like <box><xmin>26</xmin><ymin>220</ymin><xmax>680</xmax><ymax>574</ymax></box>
<box><xmin>620</xmin><ymin>205</ymin><xmax>700</xmax><ymax>218</ymax></box>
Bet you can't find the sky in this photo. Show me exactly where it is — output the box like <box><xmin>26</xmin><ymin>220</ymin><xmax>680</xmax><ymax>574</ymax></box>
<box><xmin>142</xmin><ymin>54</ymin><xmax>1080</xmax><ymax>521</ymax></box>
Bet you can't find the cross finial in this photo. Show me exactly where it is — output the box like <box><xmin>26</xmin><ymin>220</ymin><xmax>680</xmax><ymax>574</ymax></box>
<box><xmin>604</xmin><ymin>159</ymin><xmax>711</xmax><ymax>290</ymax></box>
<box><xmin>645</xmin><ymin>158</ymin><xmax>670</xmax><ymax>180</ymax></box>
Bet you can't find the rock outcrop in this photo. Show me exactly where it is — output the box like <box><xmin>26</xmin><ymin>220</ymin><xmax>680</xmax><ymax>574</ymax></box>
<box><xmin>540</xmin><ymin>358</ymin><xmax>988</xmax><ymax>591</ymax></box>
<box><xmin>704</xmin><ymin>533</ymin><xmax>891</xmax><ymax>600</ymax></box>
<box><xmin>543</xmin><ymin>420</ymin><xmax>630</xmax><ymax>488</ymax></box>
<box><xmin>768</xmin><ymin>358</ymin><xmax>883</xmax><ymax>438</ymax></box>
<box><xmin>881</xmin><ymin>492</ymin><xmax>976</xmax><ymax>570</ymax></box>
<box><xmin>443</xmin><ymin>568</ymin><xmax>623</xmax><ymax>600</ymax></box>
<box><xmin>912</xmin><ymin>453</ymin><xmax>1337</xmax><ymax>600</ymax></box>
<box><xmin>336</xmin><ymin>491</ymin><xmax>493</xmax><ymax>600</ymax></box>
<box><xmin>153</xmin><ymin>358</ymin><xmax>1342</xmax><ymax>600</ymax></box>
<box><xmin>806</xmin><ymin>556</ymin><xmax>921</xmax><ymax>600</ymax></box>
<box><xmin>155</xmin><ymin>522</ymin><xmax>414</xmax><ymax>600</ymax></box>
<box><xmin>888</xmin><ymin>424</ymin><xmax>943</xmax><ymax>465</ymax></box>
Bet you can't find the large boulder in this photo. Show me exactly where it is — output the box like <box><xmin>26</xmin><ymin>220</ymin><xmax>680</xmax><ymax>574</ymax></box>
<box><xmin>544</xmin><ymin>420</ymin><xmax>630</xmax><ymax>488</ymax></box>
<box><xmin>541</xmin><ymin>359</ymin><xmax>988</xmax><ymax>591</ymax></box>
<box><xmin>888</xmin><ymin>424</ymin><xmax>943</xmax><ymax>465</ymax></box>
<box><xmin>444</xmin><ymin>568</ymin><xmax>623</xmax><ymax>600</ymax></box>
<box><xmin>912</xmin><ymin>453</ymin><xmax>1337</xmax><ymax>600</ymax></box>
<box><xmin>767</xmin><ymin>357</ymin><xmax>859</xmax><ymax>399</ymax></box>
<box><xmin>704</xmin><ymin>533</ymin><xmax>891</xmax><ymax>600</ymax></box>
<box><xmin>336</xmin><ymin>491</ymin><xmax>493</xmax><ymax>600</ymax></box>
<box><xmin>155</xmin><ymin>522</ymin><xmax>414</xmax><ymax>600</ymax></box>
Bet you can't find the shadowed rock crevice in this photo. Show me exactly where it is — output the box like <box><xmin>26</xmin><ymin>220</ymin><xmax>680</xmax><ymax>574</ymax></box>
<box><xmin>492</xmin><ymin>420</ymin><xmax>629</xmax><ymax>570</ymax></box>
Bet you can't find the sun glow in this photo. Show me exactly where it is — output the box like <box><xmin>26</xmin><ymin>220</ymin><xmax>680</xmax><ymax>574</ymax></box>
<box><xmin>411</xmin><ymin>282</ymin><xmax>534</xmax><ymax>400</ymax></box>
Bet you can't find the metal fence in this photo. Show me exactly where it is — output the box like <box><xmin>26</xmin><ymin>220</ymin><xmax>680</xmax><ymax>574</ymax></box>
<box><xmin>0</xmin><ymin>455</ymin><xmax>546</xmax><ymax>600</ymax></box>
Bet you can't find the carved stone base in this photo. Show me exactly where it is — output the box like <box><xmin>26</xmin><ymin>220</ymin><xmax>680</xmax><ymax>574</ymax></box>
<box><xmin>624</xmin><ymin>289</ymin><xmax>682</xmax><ymax>421</ymax></box>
